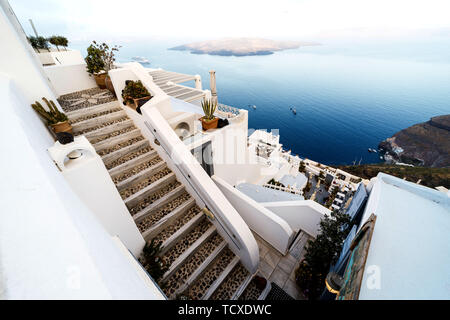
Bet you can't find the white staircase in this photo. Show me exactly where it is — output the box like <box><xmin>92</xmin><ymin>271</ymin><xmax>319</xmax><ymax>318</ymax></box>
<box><xmin>64</xmin><ymin>94</ymin><xmax>261</xmax><ymax>300</ymax></box>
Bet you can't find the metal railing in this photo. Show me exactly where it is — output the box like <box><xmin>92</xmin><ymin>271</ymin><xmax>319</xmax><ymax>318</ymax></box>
<box><xmin>216</xmin><ymin>103</ymin><xmax>241</xmax><ymax>118</ymax></box>
<box><xmin>262</xmin><ymin>183</ymin><xmax>303</xmax><ymax>195</ymax></box>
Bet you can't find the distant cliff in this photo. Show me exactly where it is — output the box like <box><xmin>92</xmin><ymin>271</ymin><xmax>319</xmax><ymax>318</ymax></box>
<box><xmin>170</xmin><ymin>38</ymin><xmax>320</xmax><ymax>56</ymax></box>
<box><xmin>378</xmin><ymin>115</ymin><xmax>450</xmax><ymax>168</ymax></box>
<box><xmin>336</xmin><ymin>164</ymin><xmax>449</xmax><ymax>189</ymax></box>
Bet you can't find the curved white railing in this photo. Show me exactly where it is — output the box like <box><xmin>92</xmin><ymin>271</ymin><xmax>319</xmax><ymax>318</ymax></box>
<box><xmin>261</xmin><ymin>200</ymin><xmax>331</xmax><ymax>237</ymax></box>
<box><xmin>143</xmin><ymin>107</ymin><xmax>259</xmax><ymax>272</ymax></box>
<box><xmin>109</xmin><ymin>63</ymin><xmax>260</xmax><ymax>273</ymax></box>
<box><xmin>214</xmin><ymin>176</ymin><xmax>295</xmax><ymax>254</ymax></box>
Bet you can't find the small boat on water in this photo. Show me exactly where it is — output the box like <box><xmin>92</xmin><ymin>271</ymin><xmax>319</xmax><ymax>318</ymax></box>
<box><xmin>132</xmin><ymin>56</ymin><xmax>150</xmax><ymax>64</ymax></box>
<box><xmin>368</xmin><ymin>148</ymin><xmax>377</xmax><ymax>153</ymax></box>
<box><xmin>292</xmin><ymin>108</ymin><xmax>297</xmax><ymax>115</ymax></box>
<box><xmin>248</xmin><ymin>104</ymin><xmax>256</xmax><ymax>109</ymax></box>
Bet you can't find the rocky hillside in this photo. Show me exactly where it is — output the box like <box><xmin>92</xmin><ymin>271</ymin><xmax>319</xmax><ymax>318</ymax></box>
<box><xmin>336</xmin><ymin>164</ymin><xmax>449</xmax><ymax>189</ymax></box>
<box><xmin>378</xmin><ymin>115</ymin><xmax>450</xmax><ymax>167</ymax></box>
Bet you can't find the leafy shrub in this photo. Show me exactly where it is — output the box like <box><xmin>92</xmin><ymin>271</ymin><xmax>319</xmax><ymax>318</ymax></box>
<box><xmin>28</xmin><ymin>36</ymin><xmax>49</xmax><ymax>51</ymax></box>
<box><xmin>48</xmin><ymin>35</ymin><xmax>68</xmax><ymax>51</ymax></box>
<box><xmin>140</xmin><ymin>239</ymin><xmax>168</xmax><ymax>282</ymax></box>
<box><xmin>121</xmin><ymin>80</ymin><xmax>151</xmax><ymax>105</ymax></box>
<box><xmin>85</xmin><ymin>40</ymin><xmax>120</xmax><ymax>75</ymax></box>
<box><xmin>295</xmin><ymin>211</ymin><xmax>351</xmax><ymax>300</ymax></box>
<box><xmin>85</xmin><ymin>43</ymin><xmax>105</xmax><ymax>74</ymax></box>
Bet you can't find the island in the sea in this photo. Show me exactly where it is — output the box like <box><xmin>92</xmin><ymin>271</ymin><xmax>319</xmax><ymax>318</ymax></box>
<box><xmin>170</xmin><ymin>38</ymin><xmax>320</xmax><ymax>56</ymax></box>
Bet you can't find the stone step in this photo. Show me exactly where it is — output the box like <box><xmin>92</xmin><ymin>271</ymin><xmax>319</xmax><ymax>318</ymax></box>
<box><xmin>97</xmin><ymin>136</ymin><xmax>145</xmax><ymax>158</ymax></box>
<box><xmin>132</xmin><ymin>184</ymin><xmax>185</xmax><ymax>221</ymax></box>
<box><xmin>69</xmin><ymin>104</ymin><xmax>123</xmax><ymax>125</ymax></box>
<box><xmin>128</xmin><ymin>181</ymin><xmax>182</xmax><ymax>217</ymax></box>
<box><xmin>183</xmin><ymin>248</ymin><xmax>236</xmax><ymax>300</ymax></box>
<box><xmin>75</xmin><ymin>116</ymin><xmax>131</xmax><ymax>136</ymax></box>
<box><xmin>108</xmin><ymin>149</ymin><xmax>158</xmax><ymax>179</ymax></box>
<box><xmin>102</xmin><ymin>139</ymin><xmax>150</xmax><ymax>169</ymax></box>
<box><xmin>169</xmin><ymin>240</ymin><xmax>227</xmax><ymax>299</ymax></box>
<box><xmin>84</xmin><ymin>119</ymin><xmax>135</xmax><ymax>143</ymax></box>
<box><xmin>66</xmin><ymin>101</ymin><xmax>119</xmax><ymax>120</ymax></box>
<box><xmin>71</xmin><ymin>109</ymin><xmax>127</xmax><ymax>134</ymax></box>
<box><xmin>160</xmin><ymin>212</ymin><xmax>206</xmax><ymax>255</ymax></box>
<box><xmin>161</xmin><ymin>224</ymin><xmax>216</xmax><ymax>283</ymax></box>
<box><xmin>93</xmin><ymin>128</ymin><xmax>142</xmax><ymax>154</ymax></box>
<box><xmin>210</xmin><ymin>263</ymin><xmax>250</xmax><ymax>300</ymax></box>
<box><xmin>124</xmin><ymin>171</ymin><xmax>176</xmax><ymax>209</ymax></box>
<box><xmin>140</xmin><ymin>197</ymin><xmax>195</xmax><ymax>241</ymax></box>
<box><xmin>231</xmin><ymin>273</ymin><xmax>253</xmax><ymax>300</ymax></box>
<box><xmin>202</xmin><ymin>256</ymin><xmax>240</xmax><ymax>300</ymax></box>
<box><xmin>116</xmin><ymin>160</ymin><xmax>166</xmax><ymax>192</ymax></box>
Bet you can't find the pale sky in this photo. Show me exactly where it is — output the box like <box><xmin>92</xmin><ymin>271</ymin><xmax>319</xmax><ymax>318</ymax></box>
<box><xmin>10</xmin><ymin>0</ymin><xmax>450</xmax><ymax>41</ymax></box>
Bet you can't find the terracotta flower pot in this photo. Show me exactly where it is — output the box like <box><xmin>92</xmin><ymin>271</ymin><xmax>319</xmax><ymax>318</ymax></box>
<box><xmin>105</xmin><ymin>75</ymin><xmax>115</xmax><ymax>95</ymax></box>
<box><xmin>201</xmin><ymin>117</ymin><xmax>219</xmax><ymax>131</ymax></box>
<box><xmin>94</xmin><ymin>73</ymin><xmax>107</xmax><ymax>89</ymax></box>
<box><xmin>51</xmin><ymin>121</ymin><xmax>73</xmax><ymax>134</ymax></box>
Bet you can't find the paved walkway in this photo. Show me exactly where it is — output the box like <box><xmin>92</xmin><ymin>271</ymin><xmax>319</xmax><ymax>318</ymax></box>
<box><xmin>253</xmin><ymin>231</ymin><xmax>313</xmax><ymax>300</ymax></box>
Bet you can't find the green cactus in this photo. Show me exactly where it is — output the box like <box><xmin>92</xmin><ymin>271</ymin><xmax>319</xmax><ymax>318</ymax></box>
<box><xmin>31</xmin><ymin>98</ymin><xmax>68</xmax><ymax>125</ymax></box>
<box><xmin>201</xmin><ymin>98</ymin><xmax>217</xmax><ymax>121</ymax></box>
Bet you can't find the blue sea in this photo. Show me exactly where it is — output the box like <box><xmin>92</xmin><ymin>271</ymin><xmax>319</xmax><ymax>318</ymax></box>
<box><xmin>73</xmin><ymin>37</ymin><xmax>450</xmax><ymax>165</ymax></box>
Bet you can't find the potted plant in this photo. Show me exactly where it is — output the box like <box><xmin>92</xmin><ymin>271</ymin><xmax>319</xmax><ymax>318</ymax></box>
<box><xmin>200</xmin><ymin>98</ymin><xmax>218</xmax><ymax>130</ymax></box>
<box><xmin>85</xmin><ymin>41</ymin><xmax>120</xmax><ymax>93</ymax></box>
<box><xmin>31</xmin><ymin>98</ymin><xmax>72</xmax><ymax>134</ymax></box>
<box><xmin>27</xmin><ymin>36</ymin><xmax>50</xmax><ymax>53</ymax></box>
<box><xmin>253</xmin><ymin>275</ymin><xmax>267</xmax><ymax>291</ymax></box>
<box><xmin>139</xmin><ymin>239</ymin><xmax>168</xmax><ymax>282</ymax></box>
<box><xmin>48</xmin><ymin>35</ymin><xmax>68</xmax><ymax>51</ymax></box>
<box><xmin>121</xmin><ymin>80</ymin><xmax>152</xmax><ymax>114</ymax></box>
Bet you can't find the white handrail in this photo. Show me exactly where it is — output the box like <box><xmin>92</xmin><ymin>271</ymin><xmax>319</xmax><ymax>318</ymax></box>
<box><xmin>143</xmin><ymin>108</ymin><xmax>259</xmax><ymax>272</ymax></box>
<box><xmin>262</xmin><ymin>183</ymin><xmax>303</xmax><ymax>195</ymax></box>
<box><xmin>110</xmin><ymin>63</ymin><xmax>260</xmax><ymax>272</ymax></box>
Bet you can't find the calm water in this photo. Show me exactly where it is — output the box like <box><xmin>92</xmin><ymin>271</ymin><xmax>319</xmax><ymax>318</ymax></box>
<box><xmin>73</xmin><ymin>37</ymin><xmax>450</xmax><ymax>165</ymax></box>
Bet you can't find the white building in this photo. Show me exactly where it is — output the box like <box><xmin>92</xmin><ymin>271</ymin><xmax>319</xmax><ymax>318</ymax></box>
<box><xmin>333</xmin><ymin>173</ymin><xmax>450</xmax><ymax>300</ymax></box>
<box><xmin>1</xmin><ymin>0</ymin><xmax>448</xmax><ymax>300</ymax></box>
<box><xmin>0</xmin><ymin>0</ymin><xmax>330</xmax><ymax>300</ymax></box>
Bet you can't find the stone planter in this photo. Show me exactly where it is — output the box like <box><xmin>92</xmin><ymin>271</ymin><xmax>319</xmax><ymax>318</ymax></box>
<box><xmin>94</xmin><ymin>73</ymin><xmax>107</xmax><ymax>89</ymax></box>
<box><xmin>51</xmin><ymin>121</ymin><xmax>73</xmax><ymax>134</ymax></box>
<box><xmin>201</xmin><ymin>117</ymin><xmax>219</xmax><ymax>131</ymax></box>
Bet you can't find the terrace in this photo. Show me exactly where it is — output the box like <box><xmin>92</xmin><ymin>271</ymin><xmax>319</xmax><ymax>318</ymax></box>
<box><xmin>253</xmin><ymin>231</ymin><xmax>312</xmax><ymax>300</ymax></box>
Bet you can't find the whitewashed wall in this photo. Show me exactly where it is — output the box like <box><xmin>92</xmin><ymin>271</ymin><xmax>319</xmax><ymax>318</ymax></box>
<box><xmin>48</xmin><ymin>137</ymin><xmax>146</xmax><ymax>256</ymax></box>
<box><xmin>213</xmin><ymin>176</ymin><xmax>295</xmax><ymax>254</ymax></box>
<box><xmin>261</xmin><ymin>200</ymin><xmax>331</xmax><ymax>237</ymax></box>
<box><xmin>50</xmin><ymin>49</ymin><xmax>85</xmax><ymax>65</ymax></box>
<box><xmin>44</xmin><ymin>63</ymin><xmax>97</xmax><ymax>96</ymax></box>
<box><xmin>0</xmin><ymin>75</ymin><xmax>164</xmax><ymax>299</ymax></box>
<box><xmin>0</xmin><ymin>0</ymin><xmax>57</xmax><ymax>106</ymax></box>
